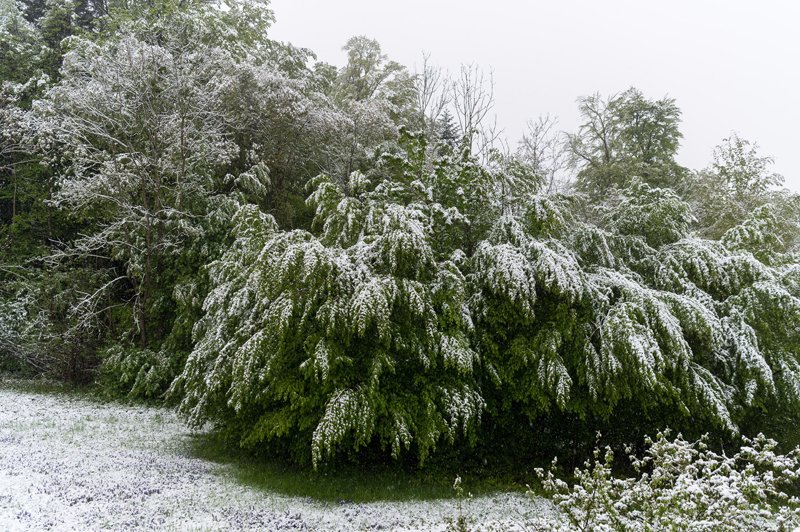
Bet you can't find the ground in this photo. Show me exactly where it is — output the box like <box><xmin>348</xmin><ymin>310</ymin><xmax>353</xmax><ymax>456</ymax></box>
<box><xmin>0</xmin><ymin>385</ymin><xmax>560</xmax><ymax>531</ymax></box>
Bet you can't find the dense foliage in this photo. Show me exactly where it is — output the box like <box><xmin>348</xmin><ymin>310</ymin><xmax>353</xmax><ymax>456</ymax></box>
<box><xmin>2</xmin><ymin>0</ymin><xmax>799</xmax><ymax>476</ymax></box>
<box><xmin>536</xmin><ymin>431</ymin><xmax>800</xmax><ymax>531</ymax></box>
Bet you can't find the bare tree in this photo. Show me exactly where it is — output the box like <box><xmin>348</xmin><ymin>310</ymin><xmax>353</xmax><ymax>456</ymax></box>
<box><xmin>412</xmin><ymin>52</ymin><xmax>450</xmax><ymax>133</ymax></box>
<box><xmin>476</xmin><ymin>114</ymin><xmax>503</xmax><ymax>165</ymax></box>
<box><xmin>519</xmin><ymin>115</ymin><xmax>569</xmax><ymax>194</ymax></box>
<box><xmin>451</xmin><ymin>63</ymin><xmax>496</xmax><ymax>158</ymax></box>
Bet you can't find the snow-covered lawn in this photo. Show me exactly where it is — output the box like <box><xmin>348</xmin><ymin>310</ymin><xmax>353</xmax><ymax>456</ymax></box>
<box><xmin>0</xmin><ymin>385</ymin><xmax>559</xmax><ymax>531</ymax></box>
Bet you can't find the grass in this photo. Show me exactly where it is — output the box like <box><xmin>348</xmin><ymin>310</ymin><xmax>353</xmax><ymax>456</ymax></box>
<box><xmin>66</xmin><ymin>418</ymin><xmax>87</xmax><ymax>435</ymax></box>
<box><xmin>1</xmin><ymin>374</ymin><xmax>530</xmax><ymax>503</ymax></box>
<box><xmin>187</xmin><ymin>432</ymin><xmax>528</xmax><ymax>503</ymax></box>
<box><xmin>0</xmin><ymin>373</ymin><xmax>99</xmax><ymax>399</ymax></box>
<box><xmin>0</xmin><ymin>373</ymin><xmax>540</xmax><ymax>503</ymax></box>
<box><xmin>0</xmin><ymin>372</ymin><xmax>170</xmax><ymax>407</ymax></box>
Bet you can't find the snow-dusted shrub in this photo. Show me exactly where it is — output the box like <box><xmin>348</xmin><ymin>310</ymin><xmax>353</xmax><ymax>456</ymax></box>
<box><xmin>0</xmin><ymin>268</ymin><xmax>106</xmax><ymax>381</ymax></box>
<box><xmin>100</xmin><ymin>345</ymin><xmax>184</xmax><ymax>400</ymax></box>
<box><xmin>471</xmin><ymin>188</ymin><xmax>793</xmax><ymax>434</ymax></box>
<box><xmin>174</xmin><ymin>136</ymin><xmax>488</xmax><ymax>466</ymax></box>
<box><xmin>175</xmin><ymin>130</ymin><xmax>800</xmax><ymax>466</ymax></box>
<box><xmin>535</xmin><ymin>431</ymin><xmax>800</xmax><ymax>531</ymax></box>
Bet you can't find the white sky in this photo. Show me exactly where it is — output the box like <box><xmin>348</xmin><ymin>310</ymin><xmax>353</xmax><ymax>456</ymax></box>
<box><xmin>268</xmin><ymin>0</ymin><xmax>800</xmax><ymax>190</ymax></box>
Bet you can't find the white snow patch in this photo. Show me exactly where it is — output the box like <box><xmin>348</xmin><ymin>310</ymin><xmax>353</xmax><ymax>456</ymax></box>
<box><xmin>0</xmin><ymin>386</ymin><xmax>560</xmax><ymax>531</ymax></box>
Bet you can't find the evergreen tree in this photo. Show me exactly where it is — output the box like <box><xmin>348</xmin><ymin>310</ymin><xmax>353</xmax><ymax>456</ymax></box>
<box><xmin>38</xmin><ymin>0</ymin><xmax>74</xmax><ymax>76</ymax></box>
<box><xmin>437</xmin><ymin>108</ymin><xmax>458</xmax><ymax>151</ymax></box>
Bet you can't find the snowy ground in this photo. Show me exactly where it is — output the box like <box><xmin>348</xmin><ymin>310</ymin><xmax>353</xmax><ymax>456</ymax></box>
<box><xmin>0</xmin><ymin>385</ymin><xmax>560</xmax><ymax>531</ymax></box>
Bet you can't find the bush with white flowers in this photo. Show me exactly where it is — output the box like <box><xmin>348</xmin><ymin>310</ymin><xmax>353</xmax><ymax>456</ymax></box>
<box><xmin>536</xmin><ymin>431</ymin><xmax>800</xmax><ymax>531</ymax></box>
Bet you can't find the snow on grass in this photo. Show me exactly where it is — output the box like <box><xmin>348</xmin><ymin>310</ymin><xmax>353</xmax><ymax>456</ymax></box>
<box><xmin>0</xmin><ymin>385</ymin><xmax>560</xmax><ymax>531</ymax></box>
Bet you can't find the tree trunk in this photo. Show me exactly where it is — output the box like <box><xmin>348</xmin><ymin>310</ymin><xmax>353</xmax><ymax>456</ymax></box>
<box><xmin>11</xmin><ymin>167</ymin><xmax>16</xmax><ymax>219</ymax></box>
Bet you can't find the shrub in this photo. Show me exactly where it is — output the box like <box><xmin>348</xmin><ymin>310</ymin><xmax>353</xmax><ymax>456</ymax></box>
<box><xmin>175</xmin><ymin>135</ymin><xmax>800</xmax><ymax>468</ymax></box>
<box><xmin>99</xmin><ymin>345</ymin><xmax>184</xmax><ymax>400</ymax></box>
<box><xmin>535</xmin><ymin>431</ymin><xmax>800</xmax><ymax>531</ymax></box>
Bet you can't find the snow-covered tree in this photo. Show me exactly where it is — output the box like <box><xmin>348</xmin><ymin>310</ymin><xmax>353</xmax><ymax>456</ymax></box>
<box><xmin>38</xmin><ymin>31</ymin><xmax>240</xmax><ymax>347</ymax></box>
<box><xmin>0</xmin><ymin>0</ymin><xmax>41</xmax><ymax>82</ymax></box>
<box><xmin>21</xmin><ymin>0</ymin><xmax>330</xmax><ymax>389</ymax></box>
<box><xmin>175</xmin><ymin>135</ymin><xmax>486</xmax><ymax>466</ymax></box>
<box><xmin>687</xmin><ymin>133</ymin><xmax>800</xmax><ymax>255</ymax></box>
<box><xmin>568</xmin><ymin>88</ymin><xmax>687</xmax><ymax>198</ymax></box>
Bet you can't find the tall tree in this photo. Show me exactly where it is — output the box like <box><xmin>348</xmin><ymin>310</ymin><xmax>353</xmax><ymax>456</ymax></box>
<box><xmin>687</xmin><ymin>133</ymin><xmax>800</xmax><ymax>260</ymax></box>
<box><xmin>334</xmin><ymin>36</ymin><xmax>405</xmax><ymax>103</ymax></box>
<box><xmin>568</xmin><ymin>88</ymin><xmax>686</xmax><ymax>197</ymax></box>
<box><xmin>324</xmin><ymin>36</ymin><xmax>411</xmax><ymax>185</ymax></box>
<box><xmin>32</xmin><ymin>1</ymin><xmax>282</xmax><ymax>355</ymax></box>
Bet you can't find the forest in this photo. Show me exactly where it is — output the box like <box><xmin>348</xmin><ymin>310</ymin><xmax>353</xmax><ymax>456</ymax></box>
<box><xmin>1</xmin><ymin>0</ymin><xmax>800</xmax><ymax>527</ymax></box>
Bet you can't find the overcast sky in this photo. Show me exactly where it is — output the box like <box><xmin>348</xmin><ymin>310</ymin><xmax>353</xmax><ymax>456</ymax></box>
<box><xmin>268</xmin><ymin>0</ymin><xmax>800</xmax><ymax>190</ymax></box>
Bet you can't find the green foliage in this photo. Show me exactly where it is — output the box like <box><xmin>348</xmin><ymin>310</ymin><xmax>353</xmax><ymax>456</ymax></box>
<box><xmin>175</xmin><ymin>139</ymin><xmax>488</xmax><ymax>467</ymax></box>
<box><xmin>722</xmin><ymin>204</ymin><xmax>793</xmax><ymax>264</ymax></box>
<box><xmin>474</xmin><ymin>199</ymin><xmax>753</xmax><ymax>435</ymax></box>
<box><xmin>0</xmin><ymin>265</ymin><xmax>107</xmax><ymax>382</ymax></box>
<box><xmin>99</xmin><ymin>344</ymin><xmax>184</xmax><ymax>400</ymax></box>
<box><xmin>38</xmin><ymin>0</ymin><xmax>74</xmax><ymax>76</ymax></box>
<box><xmin>569</xmin><ymin>88</ymin><xmax>687</xmax><ymax>197</ymax></box>
<box><xmin>687</xmin><ymin>133</ymin><xmax>800</xmax><ymax>250</ymax></box>
<box><xmin>602</xmin><ymin>181</ymin><xmax>694</xmax><ymax>248</ymax></box>
<box><xmin>334</xmin><ymin>36</ymin><xmax>406</xmax><ymax>103</ymax></box>
<box><xmin>175</xmin><ymin>125</ymin><xmax>800</xmax><ymax>468</ymax></box>
<box><xmin>0</xmin><ymin>0</ymin><xmax>41</xmax><ymax>82</ymax></box>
